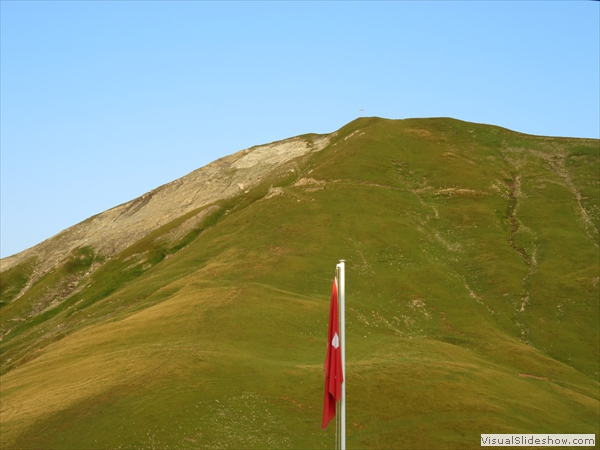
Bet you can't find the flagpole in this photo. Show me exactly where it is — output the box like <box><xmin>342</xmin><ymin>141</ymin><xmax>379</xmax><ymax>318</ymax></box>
<box><xmin>337</xmin><ymin>259</ymin><xmax>346</xmax><ymax>450</ymax></box>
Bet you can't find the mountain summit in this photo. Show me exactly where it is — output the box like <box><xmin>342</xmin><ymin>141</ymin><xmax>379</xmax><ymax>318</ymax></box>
<box><xmin>1</xmin><ymin>117</ymin><xmax>598</xmax><ymax>449</ymax></box>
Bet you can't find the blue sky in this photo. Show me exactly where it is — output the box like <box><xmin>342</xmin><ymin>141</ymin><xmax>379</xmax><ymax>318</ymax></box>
<box><xmin>1</xmin><ymin>1</ymin><xmax>599</xmax><ymax>258</ymax></box>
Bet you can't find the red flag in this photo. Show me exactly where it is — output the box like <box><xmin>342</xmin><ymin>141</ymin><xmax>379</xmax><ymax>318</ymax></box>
<box><xmin>322</xmin><ymin>277</ymin><xmax>343</xmax><ymax>429</ymax></box>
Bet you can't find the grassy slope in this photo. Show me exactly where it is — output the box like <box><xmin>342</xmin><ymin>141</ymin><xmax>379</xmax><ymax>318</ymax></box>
<box><xmin>1</xmin><ymin>118</ymin><xmax>598</xmax><ymax>449</ymax></box>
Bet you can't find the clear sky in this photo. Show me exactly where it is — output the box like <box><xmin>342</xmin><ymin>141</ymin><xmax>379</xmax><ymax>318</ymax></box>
<box><xmin>1</xmin><ymin>1</ymin><xmax>599</xmax><ymax>259</ymax></box>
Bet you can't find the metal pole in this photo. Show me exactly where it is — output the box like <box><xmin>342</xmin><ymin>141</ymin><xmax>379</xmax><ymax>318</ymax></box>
<box><xmin>338</xmin><ymin>259</ymin><xmax>346</xmax><ymax>449</ymax></box>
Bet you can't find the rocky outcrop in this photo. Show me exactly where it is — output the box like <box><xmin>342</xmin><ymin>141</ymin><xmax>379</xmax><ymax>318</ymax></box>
<box><xmin>1</xmin><ymin>134</ymin><xmax>330</xmax><ymax>294</ymax></box>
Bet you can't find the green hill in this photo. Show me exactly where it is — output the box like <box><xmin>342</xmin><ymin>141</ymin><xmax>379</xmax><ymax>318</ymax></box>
<box><xmin>1</xmin><ymin>117</ymin><xmax>598</xmax><ymax>449</ymax></box>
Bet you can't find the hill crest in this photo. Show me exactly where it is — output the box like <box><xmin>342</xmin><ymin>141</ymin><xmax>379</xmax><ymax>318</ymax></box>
<box><xmin>1</xmin><ymin>133</ymin><xmax>330</xmax><ymax>293</ymax></box>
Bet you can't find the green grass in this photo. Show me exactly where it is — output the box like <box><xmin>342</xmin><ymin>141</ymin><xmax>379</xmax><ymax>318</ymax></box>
<box><xmin>1</xmin><ymin>117</ymin><xmax>598</xmax><ymax>449</ymax></box>
<box><xmin>0</xmin><ymin>257</ymin><xmax>37</xmax><ymax>308</ymax></box>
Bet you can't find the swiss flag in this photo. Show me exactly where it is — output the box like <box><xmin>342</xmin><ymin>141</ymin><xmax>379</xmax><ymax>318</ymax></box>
<box><xmin>322</xmin><ymin>277</ymin><xmax>343</xmax><ymax>429</ymax></box>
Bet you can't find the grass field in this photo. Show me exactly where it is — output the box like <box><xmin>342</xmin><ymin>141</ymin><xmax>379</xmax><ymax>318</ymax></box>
<box><xmin>1</xmin><ymin>117</ymin><xmax>598</xmax><ymax>449</ymax></box>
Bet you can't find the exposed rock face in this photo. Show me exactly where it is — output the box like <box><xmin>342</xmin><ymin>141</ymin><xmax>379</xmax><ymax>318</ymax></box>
<box><xmin>1</xmin><ymin>134</ymin><xmax>330</xmax><ymax>286</ymax></box>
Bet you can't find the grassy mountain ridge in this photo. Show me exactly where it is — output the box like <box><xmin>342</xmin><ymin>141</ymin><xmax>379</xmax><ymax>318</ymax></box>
<box><xmin>1</xmin><ymin>117</ymin><xmax>598</xmax><ymax>449</ymax></box>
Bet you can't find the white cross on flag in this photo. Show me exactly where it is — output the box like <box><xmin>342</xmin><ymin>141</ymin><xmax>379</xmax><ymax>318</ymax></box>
<box><xmin>331</xmin><ymin>332</ymin><xmax>339</xmax><ymax>349</ymax></box>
